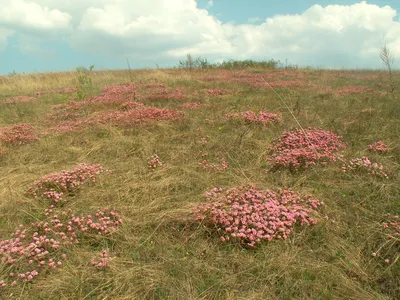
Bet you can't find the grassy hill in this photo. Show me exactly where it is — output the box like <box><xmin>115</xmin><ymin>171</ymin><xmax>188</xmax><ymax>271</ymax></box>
<box><xmin>0</xmin><ymin>65</ymin><xmax>399</xmax><ymax>299</ymax></box>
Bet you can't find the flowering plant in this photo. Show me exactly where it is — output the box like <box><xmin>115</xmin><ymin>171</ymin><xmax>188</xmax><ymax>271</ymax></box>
<box><xmin>26</xmin><ymin>164</ymin><xmax>110</xmax><ymax>204</ymax></box>
<box><xmin>342</xmin><ymin>156</ymin><xmax>389</xmax><ymax>179</ymax></box>
<box><xmin>0</xmin><ymin>124</ymin><xmax>40</xmax><ymax>145</ymax></box>
<box><xmin>226</xmin><ymin>110</ymin><xmax>281</xmax><ymax>126</ymax></box>
<box><xmin>194</xmin><ymin>186</ymin><xmax>323</xmax><ymax>247</ymax></box>
<box><xmin>268</xmin><ymin>128</ymin><xmax>346</xmax><ymax>170</ymax></box>
<box><xmin>367</xmin><ymin>141</ymin><xmax>392</xmax><ymax>153</ymax></box>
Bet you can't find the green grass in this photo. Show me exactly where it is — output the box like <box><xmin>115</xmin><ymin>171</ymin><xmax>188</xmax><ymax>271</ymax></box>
<box><xmin>0</xmin><ymin>67</ymin><xmax>399</xmax><ymax>299</ymax></box>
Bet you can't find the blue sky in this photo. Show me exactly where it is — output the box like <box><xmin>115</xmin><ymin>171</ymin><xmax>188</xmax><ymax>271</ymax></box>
<box><xmin>0</xmin><ymin>0</ymin><xmax>400</xmax><ymax>74</ymax></box>
<box><xmin>200</xmin><ymin>0</ymin><xmax>400</xmax><ymax>23</ymax></box>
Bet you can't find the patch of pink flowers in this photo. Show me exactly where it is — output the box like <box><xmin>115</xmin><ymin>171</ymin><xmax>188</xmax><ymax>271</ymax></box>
<box><xmin>268</xmin><ymin>128</ymin><xmax>346</xmax><ymax>170</ymax></box>
<box><xmin>194</xmin><ymin>186</ymin><xmax>323</xmax><ymax>247</ymax></box>
<box><xmin>26</xmin><ymin>163</ymin><xmax>111</xmax><ymax>204</ymax></box>
<box><xmin>368</xmin><ymin>141</ymin><xmax>392</xmax><ymax>153</ymax></box>
<box><xmin>382</xmin><ymin>214</ymin><xmax>400</xmax><ymax>239</ymax></box>
<box><xmin>370</xmin><ymin>214</ymin><xmax>399</xmax><ymax>265</ymax></box>
<box><xmin>51</xmin><ymin>105</ymin><xmax>182</xmax><ymax>133</ymax></box>
<box><xmin>342</xmin><ymin>156</ymin><xmax>389</xmax><ymax>179</ymax></box>
<box><xmin>199</xmin><ymin>137</ymin><xmax>208</xmax><ymax>144</ymax></box>
<box><xmin>148</xmin><ymin>154</ymin><xmax>166</xmax><ymax>169</ymax></box>
<box><xmin>207</xmin><ymin>89</ymin><xmax>236</xmax><ymax>96</ymax></box>
<box><xmin>90</xmin><ymin>83</ymin><xmax>137</xmax><ymax>104</ymax></box>
<box><xmin>37</xmin><ymin>207</ymin><xmax>122</xmax><ymax>242</ymax></box>
<box><xmin>46</xmin><ymin>101</ymin><xmax>86</xmax><ymax>123</ymax></box>
<box><xmin>0</xmin><ymin>161</ymin><xmax>121</xmax><ymax>289</ymax></box>
<box><xmin>120</xmin><ymin>101</ymin><xmax>146</xmax><ymax>110</ymax></box>
<box><xmin>0</xmin><ymin>208</ymin><xmax>121</xmax><ymax>287</ymax></box>
<box><xmin>0</xmin><ymin>123</ymin><xmax>40</xmax><ymax>145</ymax></box>
<box><xmin>226</xmin><ymin>111</ymin><xmax>281</xmax><ymax>126</ymax></box>
<box><xmin>335</xmin><ymin>86</ymin><xmax>371</xmax><ymax>95</ymax></box>
<box><xmin>199</xmin><ymin>157</ymin><xmax>229</xmax><ymax>172</ymax></box>
<box><xmin>252</xmin><ymin>81</ymin><xmax>304</xmax><ymax>88</ymax></box>
<box><xmin>4</xmin><ymin>96</ymin><xmax>37</xmax><ymax>104</ymax></box>
<box><xmin>91</xmin><ymin>250</ymin><xmax>109</xmax><ymax>269</ymax></box>
<box><xmin>141</xmin><ymin>87</ymin><xmax>186</xmax><ymax>101</ymax></box>
<box><xmin>53</xmin><ymin>120</ymin><xmax>87</xmax><ymax>133</ymax></box>
<box><xmin>48</xmin><ymin>84</ymin><xmax>138</xmax><ymax>118</ymax></box>
<box><xmin>92</xmin><ymin>107</ymin><xmax>183</xmax><ymax>126</ymax></box>
<box><xmin>181</xmin><ymin>102</ymin><xmax>202</xmax><ymax>110</ymax></box>
<box><xmin>199</xmin><ymin>70</ymin><xmax>307</xmax><ymax>86</ymax></box>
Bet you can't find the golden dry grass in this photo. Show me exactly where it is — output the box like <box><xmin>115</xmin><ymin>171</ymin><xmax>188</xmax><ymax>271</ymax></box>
<box><xmin>0</xmin><ymin>67</ymin><xmax>399</xmax><ymax>299</ymax></box>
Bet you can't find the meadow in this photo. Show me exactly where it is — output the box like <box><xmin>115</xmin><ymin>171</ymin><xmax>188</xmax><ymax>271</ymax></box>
<box><xmin>0</xmin><ymin>64</ymin><xmax>399</xmax><ymax>299</ymax></box>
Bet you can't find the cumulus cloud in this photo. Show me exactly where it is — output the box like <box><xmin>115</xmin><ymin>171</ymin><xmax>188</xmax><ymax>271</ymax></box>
<box><xmin>0</xmin><ymin>0</ymin><xmax>400</xmax><ymax>68</ymax></box>
<box><xmin>0</xmin><ymin>0</ymin><xmax>71</xmax><ymax>35</ymax></box>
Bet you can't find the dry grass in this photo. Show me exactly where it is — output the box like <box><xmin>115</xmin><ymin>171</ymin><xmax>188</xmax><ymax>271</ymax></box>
<box><xmin>0</xmin><ymin>67</ymin><xmax>399</xmax><ymax>299</ymax></box>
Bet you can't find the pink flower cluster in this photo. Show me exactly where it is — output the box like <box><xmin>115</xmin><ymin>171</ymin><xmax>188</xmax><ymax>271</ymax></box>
<box><xmin>46</xmin><ymin>101</ymin><xmax>85</xmax><ymax>122</ymax></box>
<box><xmin>0</xmin><ymin>208</ymin><xmax>121</xmax><ymax>287</ymax></box>
<box><xmin>4</xmin><ymin>96</ymin><xmax>37</xmax><ymax>104</ymax></box>
<box><xmin>199</xmin><ymin>70</ymin><xmax>307</xmax><ymax>87</ymax></box>
<box><xmin>39</xmin><ymin>207</ymin><xmax>122</xmax><ymax>241</ymax></box>
<box><xmin>376</xmin><ymin>83</ymin><xmax>390</xmax><ymax>88</ymax></box>
<box><xmin>0</xmin><ymin>123</ymin><xmax>40</xmax><ymax>145</ymax></box>
<box><xmin>368</xmin><ymin>141</ymin><xmax>392</xmax><ymax>153</ymax></box>
<box><xmin>226</xmin><ymin>110</ymin><xmax>281</xmax><ymax>125</ymax></box>
<box><xmin>199</xmin><ymin>137</ymin><xmax>208</xmax><ymax>144</ymax></box>
<box><xmin>199</xmin><ymin>157</ymin><xmax>229</xmax><ymax>171</ymax></box>
<box><xmin>52</xmin><ymin>120</ymin><xmax>87</xmax><ymax>133</ymax></box>
<box><xmin>91</xmin><ymin>250</ymin><xmax>109</xmax><ymax>269</ymax></box>
<box><xmin>194</xmin><ymin>186</ymin><xmax>323</xmax><ymax>247</ymax></box>
<box><xmin>342</xmin><ymin>156</ymin><xmax>389</xmax><ymax>179</ymax></box>
<box><xmin>148</xmin><ymin>154</ymin><xmax>166</xmax><ymax>169</ymax></box>
<box><xmin>48</xmin><ymin>84</ymin><xmax>139</xmax><ymax>120</ymax></box>
<box><xmin>181</xmin><ymin>102</ymin><xmax>202</xmax><ymax>110</ymax></box>
<box><xmin>382</xmin><ymin>214</ymin><xmax>400</xmax><ymax>239</ymax></box>
<box><xmin>93</xmin><ymin>107</ymin><xmax>183</xmax><ymax>126</ymax></box>
<box><xmin>90</xmin><ymin>83</ymin><xmax>137</xmax><ymax>104</ymax></box>
<box><xmin>0</xmin><ymin>162</ymin><xmax>121</xmax><ymax>289</ymax></box>
<box><xmin>142</xmin><ymin>87</ymin><xmax>186</xmax><ymax>100</ymax></box>
<box><xmin>335</xmin><ymin>86</ymin><xmax>371</xmax><ymax>95</ymax></box>
<box><xmin>370</xmin><ymin>214</ymin><xmax>399</xmax><ymax>265</ymax></box>
<box><xmin>26</xmin><ymin>164</ymin><xmax>110</xmax><ymax>204</ymax></box>
<box><xmin>47</xmin><ymin>83</ymin><xmax>186</xmax><ymax>129</ymax></box>
<box><xmin>52</xmin><ymin>105</ymin><xmax>182</xmax><ymax>133</ymax></box>
<box><xmin>207</xmin><ymin>89</ymin><xmax>235</xmax><ymax>96</ymax></box>
<box><xmin>317</xmin><ymin>72</ymin><xmax>379</xmax><ymax>81</ymax></box>
<box><xmin>268</xmin><ymin>128</ymin><xmax>346</xmax><ymax>170</ymax></box>
<box><xmin>121</xmin><ymin>101</ymin><xmax>145</xmax><ymax>110</ymax></box>
<box><xmin>253</xmin><ymin>81</ymin><xmax>304</xmax><ymax>88</ymax></box>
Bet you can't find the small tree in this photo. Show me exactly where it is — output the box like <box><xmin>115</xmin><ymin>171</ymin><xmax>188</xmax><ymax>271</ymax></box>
<box><xmin>380</xmin><ymin>44</ymin><xmax>395</xmax><ymax>93</ymax></box>
<box><xmin>76</xmin><ymin>65</ymin><xmax>95</xmax><ymax>100</ymax></box>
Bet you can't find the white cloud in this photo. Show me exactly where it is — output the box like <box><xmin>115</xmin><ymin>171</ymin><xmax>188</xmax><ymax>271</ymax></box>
<box><xmin>0</xmin><ymin>0</ymin><xmax>400</xmax><ymax>68</ymax></box>
<box><xmin>0</xmin><ymin>0</ymin><xmax>72</xmax><ymax>34</ymax></box>
<box><xmin>207</xmin><ymin>0</ymin><xmax>214</xmax><ymax>9</ymax></box>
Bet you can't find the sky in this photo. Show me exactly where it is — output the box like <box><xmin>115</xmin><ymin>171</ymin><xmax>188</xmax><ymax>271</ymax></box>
<box><xmin>0</xmin><ymin>0</ymin><xmax>400</xmax><ymax>74</ymax></box>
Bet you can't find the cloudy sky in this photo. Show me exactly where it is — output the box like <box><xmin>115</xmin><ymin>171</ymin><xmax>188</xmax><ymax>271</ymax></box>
<box><xmin>0</xmin><ymin>0</ymin><xmax>399</xmax><ymax>74</ymax></box>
